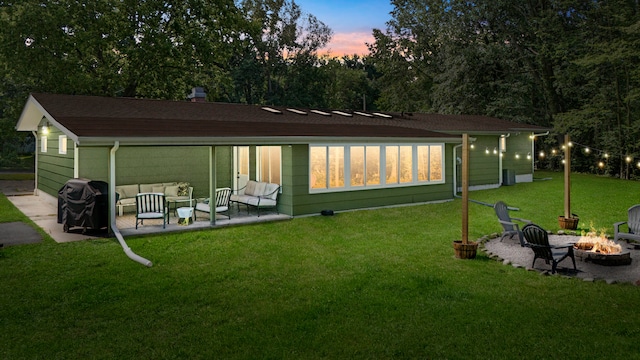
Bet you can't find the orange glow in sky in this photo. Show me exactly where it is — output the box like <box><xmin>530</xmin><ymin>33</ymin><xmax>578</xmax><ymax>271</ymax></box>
<box><xmin>320</xmin><ymin>31</ymin><xmax>374</xmax><ymax>57</ymax></box>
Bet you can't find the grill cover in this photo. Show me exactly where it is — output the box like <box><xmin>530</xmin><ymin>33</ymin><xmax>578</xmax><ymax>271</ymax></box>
<box><xmin>57</xmin><ymin>179</ymin><xmax>108</xmax><ymax>231</ymax></box>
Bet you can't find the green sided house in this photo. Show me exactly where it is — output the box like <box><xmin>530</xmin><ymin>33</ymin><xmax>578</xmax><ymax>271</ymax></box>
<box><xmin>15</xmin><ymin>92</ymin><xmax>548</xmax><ymax>225</ymax></box>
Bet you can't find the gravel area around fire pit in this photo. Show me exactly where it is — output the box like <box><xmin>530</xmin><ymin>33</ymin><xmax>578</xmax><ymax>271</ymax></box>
<box><xmin>483</xmin><ymin>234</ymin><xmax>640</xmax><ymax>285</ymax></box>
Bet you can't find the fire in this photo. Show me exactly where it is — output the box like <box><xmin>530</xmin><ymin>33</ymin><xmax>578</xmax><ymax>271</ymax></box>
<box><xmin>574</xmin><ymin>225</ymin><xmax>622</xmax><ymax>254</ymax></box>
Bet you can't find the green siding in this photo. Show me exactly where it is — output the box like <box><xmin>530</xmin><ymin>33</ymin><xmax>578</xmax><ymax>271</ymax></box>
<box><xmin>113</xmin><ymin>146</ymin><xmax>212</xmax><ymax>198</ymax></box>
<box><xmin>468</xmin><ymin>135</ymin><xmax>500</xmax><ymax>186</ymax></box>
<box><xmin>502</xmin><ymin>132</ymin><xmax>534</xmax><ymax>175</ymax></box>
<box><xmin>37</xmin><ymin>126</ymin><xmax>74</xmax><ymax>197</ymax></box>
<box><xmin>74</xmin><ymin>146</ymin><xmax>234</xmax><ymax>199</ymax></box>
<box><xmin>78</xmin><ymin>147</ymin><xmax>109</xmax><ymax>181</ymax></box>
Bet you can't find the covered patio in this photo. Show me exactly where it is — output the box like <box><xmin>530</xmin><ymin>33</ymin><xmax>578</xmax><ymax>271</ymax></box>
<box><xmin>116</xmin><ymin>205</ymin><xmax>291</xmax><ymax>237</ymax></box>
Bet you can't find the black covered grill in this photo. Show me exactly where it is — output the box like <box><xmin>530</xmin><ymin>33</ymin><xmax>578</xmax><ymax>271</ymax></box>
<box><xmin>57</xmin><ymin>179</ymin><xmax>109</xmax><ymax>233</ymax></box>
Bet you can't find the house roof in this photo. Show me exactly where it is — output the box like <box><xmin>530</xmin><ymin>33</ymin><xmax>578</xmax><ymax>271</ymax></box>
<box><xmin>16</xmin><ymin>93</ymin><xmax>548</xmax><ymax>146</ymax></box>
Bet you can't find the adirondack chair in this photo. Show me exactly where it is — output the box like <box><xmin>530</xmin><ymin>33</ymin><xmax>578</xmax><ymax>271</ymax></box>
<box><xmin>194</xmin><ymin>187</ymin><xmax>232</xmax><ymax>220</ymax></box>
<box><xmin>494</xmin><ymin>201</ymin><xmax>531</xmax><ymax>247</ymax></box>
<box><xmin>135</xmin><ymin>193</ymin><xmax>169</xmax><ymax>229</ymax></box>
<box><xmin>522</xmin><ymin>223</ymin><xmax>577</xmax><ymax>274</ymax></box>
<box><xmin>613</xmin><ymin>205</ymin><xmax>640</xmax><ymax>243</ymax></box>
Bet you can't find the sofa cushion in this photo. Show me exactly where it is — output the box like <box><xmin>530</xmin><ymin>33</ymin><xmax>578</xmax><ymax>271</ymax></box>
<box><xmin>118</xmin><ymin>198</ymin><xmax>136</xmax><ymax>206</ymax></box>
<box><xmin>116</xmin><ymin>184</ymin><xmax>139</xmax><ymax>199</ymax></box>
<box><xmin>165</xmin><ymin>185</ymin><xmax>180</xmax><ymax>197</ymax></box>
<box><xmin>152</xmin><ymin>186</ymin><xmax>164</xmax><ymax>193</ymax></box>
<box><xmin>248</xmin><ymin>181</ymin><xmax>266</xmax><ymax>197</ymax></box>
<box><xmin>263</xmin><ymin>183</ymin><xmax>279</xmax><ymax>200</ymax></box>
<box><xmin>140</xmin><ymin>183</ymin><xmax>162</xmax><ymax>193</ymax></box>
<box><xmin>244</xmin><ymin>181</ymin><xmax>257</xmax><ymax>196</ymax></box>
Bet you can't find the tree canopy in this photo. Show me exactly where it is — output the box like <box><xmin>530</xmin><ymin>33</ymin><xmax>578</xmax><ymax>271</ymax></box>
<box><xmin>1</xmin><ymin>1</ymin><xmax>638</xmax><ymax>179</ymax></box>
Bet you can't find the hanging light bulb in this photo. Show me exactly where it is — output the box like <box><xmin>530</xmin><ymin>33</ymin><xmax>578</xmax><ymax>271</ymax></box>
<box><xmin>568</xmin><ymin>141</ymin><xmax>573</xmax><ymax>147</ymax></box>
<box><xmin>485</xmin><ymin>147</ymin><xmax>490</xmax><ymax>155</ymax></box>
<box><xmin>470</xmin><ymin>144</ymin><xmax>475</xmax><ymax>150</ymax></box>
<box><xmin>527</xmin><ymin>152</ymin><xmax>531</xmax><ymax>160</ymax></box>
<box><xmin>551</xmin><ymin>149</ymin><xmax>557</xmax><ymax>155</ymax></box>
<box><xmin>626</xmin><ymin>156</ymin><xmax>632</xmax><ymax>163</ymax></box>
<box><xmin>598</xmin><ymin>161</ymin><xmax>604</xmax><ymax>168</ymax></box>
<box><xmin>539</xmin><ymin>151</ymin><xmax>545</xmax><ymax>158</ymax></box>
<box><xmin>493</xmin><ymin>147</ymin><xmax>498</xmax><ymax>155</ymax></box>
<box><xmin>515</xmin><ymin>153</ymin><xmax>520</xmax><ymax>159</ymax></box>
<box><xmin>604</xmin><ymin>153</ymin><xmax>609</xmax><ymax>159</ymax></box>
<box><xmin>584</xmin><ymin>147</ymin><xmax>590</xmax><ymax>154</ymax></box>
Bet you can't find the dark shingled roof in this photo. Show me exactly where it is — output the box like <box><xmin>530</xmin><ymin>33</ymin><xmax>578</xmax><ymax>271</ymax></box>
<box><xmin>31</xmin><ymin>93</ymin><xmax>547</xmax><ymax>140</ymax></box>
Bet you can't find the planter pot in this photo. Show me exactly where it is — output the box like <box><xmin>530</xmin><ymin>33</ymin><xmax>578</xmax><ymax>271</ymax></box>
<box><xmin>453</xmin><ymin>241</ymin><xmax>478</xmax><ymax>259</ymax></box>
<box><xmin>558</xmin><ymin>216</ymin><xmax>578</xmax><ymax>230</ymax></box>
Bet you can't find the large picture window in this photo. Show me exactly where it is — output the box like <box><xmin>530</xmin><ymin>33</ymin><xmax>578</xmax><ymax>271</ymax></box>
<box><xmin>310</xmin><ymin>143</ymin><xmax>445</xmax><ymax>192</ymax></box>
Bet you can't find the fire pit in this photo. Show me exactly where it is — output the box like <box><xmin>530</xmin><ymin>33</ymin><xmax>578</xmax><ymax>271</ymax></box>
<box><xmin>573</xmin><ymin>228</ymin><xmax>632</xmax><ymax>266</ymax></box>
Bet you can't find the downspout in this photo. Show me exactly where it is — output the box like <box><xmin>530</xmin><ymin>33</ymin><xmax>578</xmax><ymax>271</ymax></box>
<box><xmin>531</xmin><ymin>131</ymin><xmax>550</xmax><ymax>173</ymax></box>
<box><xmin>110</xmin><ymin>141</ymin><xmax>153</xmax><ymax>267</ymax></box>
<box><xmin>31</xmin><ymin>131</ymin><xmax>38</xmax><ymax>195</ymax></box>
<box><xmin>31</xmin><ymin>131</ymin><xmax>38</xmax><ymax>196</ymax></box>
<box><xmin>453</xmin><ymin>143</ymin><xmax>462</xmax><ymax>198</ymax></box>
<box><xmin>499</xmin><ymin>134</ymin><xmax>510</xmax><ymax>185</ymax></box>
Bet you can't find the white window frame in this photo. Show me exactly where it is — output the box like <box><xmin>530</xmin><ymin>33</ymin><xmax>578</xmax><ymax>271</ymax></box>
<box><xmin>58</xmin><ymin>135</ymin><xmax>67</xmax><ymax>155</ymax></box>
<box><xmin>40</xmin><ymin>136</ymin><xmax>47</xmax><ymax>153</ymax></box>
<box><xmin>309</xmin><ymin>143</ymin><xmax>446</xmax><ymax>193</ymax></box>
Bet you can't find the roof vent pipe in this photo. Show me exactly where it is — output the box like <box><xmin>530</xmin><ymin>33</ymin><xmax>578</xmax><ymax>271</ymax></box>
<box><xmin>187</xmin><ymin>87</ymin><xmax>207</xmax><ymax>102</ymax></box>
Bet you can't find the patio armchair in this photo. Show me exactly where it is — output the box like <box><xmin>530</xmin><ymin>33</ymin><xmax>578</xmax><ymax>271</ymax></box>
<box><xmin>194</xmin><ymin>187</ymin><xmax>232</xmax><ymax>220</ymax></box>
<box><xmin>613</xmin><ymin>204</ymin><xmax>640</xmax><ymax>243</ymax></box>
<box><xmin>494</xmin><ymin>201</ymin><xmax>531</xmax><ymax>247</ymax></box>
<box><xmin>522</xmin><ymin>223</ymin><xmax>577</xmax><ymax>274</ymax></box>
<box><xmin>135</xmin><ymin>193</ymin><xmax>169</xmax><ymax>229</ymax></box>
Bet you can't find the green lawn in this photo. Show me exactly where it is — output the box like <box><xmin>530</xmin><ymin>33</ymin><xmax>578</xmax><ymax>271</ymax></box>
<box><xmin>1</xmin><ymin>171</ymin><xmax>638</xmax><ymax>359</ymax></box>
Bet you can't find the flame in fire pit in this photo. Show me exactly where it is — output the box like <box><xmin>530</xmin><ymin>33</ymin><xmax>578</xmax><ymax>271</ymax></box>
<box><xmin>574</xmin><ymin>226</ymin><xmax>622</xmax><ymax>254</ymax></box>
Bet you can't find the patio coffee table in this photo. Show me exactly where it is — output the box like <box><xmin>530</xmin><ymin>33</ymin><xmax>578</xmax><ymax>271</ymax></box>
<box><xmin>177</xmin><ymin>207</ymin><xmax>194</xmax><ymax>225</ymax></box>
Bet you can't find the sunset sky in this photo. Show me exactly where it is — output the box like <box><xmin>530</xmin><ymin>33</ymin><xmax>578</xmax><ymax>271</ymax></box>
<box><xmin>294</xmin><ymin>0</ymin><xmax>394</xmax><ymax>56</ymax></box>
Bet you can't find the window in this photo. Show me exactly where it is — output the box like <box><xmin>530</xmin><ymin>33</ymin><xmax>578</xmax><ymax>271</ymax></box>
<box><xmin>59</xmin><ymin>135</ymin><xmax>67</xmax><ymax>155</ymax></box>
<box><xmin>258</xmin><ymin>146</ymin><xmax>281</xmax><ymax>185</ymax></box>
<box><xmin>310</xmin><ymin>143</ymin><xmax>445</xmax><ymax>192</ymax></box>
<box><xmin>41</xmin><ymin>136</ymin><xmax>47</xmax><ymax>153</ymax></box>
<box><xmin>417</xmin><ymin>145</ymin><xmax>443</xmax><ymax>182</ymax></box>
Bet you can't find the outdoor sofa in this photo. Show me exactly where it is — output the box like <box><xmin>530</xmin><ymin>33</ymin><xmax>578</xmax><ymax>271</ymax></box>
<box><xmin>116</xmin><ymin>182</ymin><xmax>192</xmax><ymax>216</ymax></box>
<box><xmin>230</xmin><ymin>180</ymin><xmax>279</xmax><ymax>216</ymax></box>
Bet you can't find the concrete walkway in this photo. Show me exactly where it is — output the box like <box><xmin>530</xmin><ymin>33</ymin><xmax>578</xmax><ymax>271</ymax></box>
<box><xmin>483</xmin><ymin>234</ymin><xmax>640</xmax><ymax>285</ymax></box>
<box><xmin>2</xmin><ymin>179</ymin><xmax>103</xmax><ymax>243</ymax></box>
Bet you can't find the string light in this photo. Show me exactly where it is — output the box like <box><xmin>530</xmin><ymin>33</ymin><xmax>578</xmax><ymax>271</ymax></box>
<box><xmin>527</xmin><ymin>152</ymin><xmax>531</xmax><ymax>160</ymax></box>
<box><xmin>515</xmin><ymin>153</ymin><xmax>520</xmax><ymax>159</ymax></box>
<box><xmin>539</xmin><ymin>151</ymin><xmax>545</xmax><ymax>158</ymax></box>
<box><xmin>493</xmin><ymin>148</ymin><xmax>498</xmax><ymax>155</ymax></box>
<box><xmin>485</xmin><ymin>147</ymin><xmax>490</xmax><ymax>154</ymax></box>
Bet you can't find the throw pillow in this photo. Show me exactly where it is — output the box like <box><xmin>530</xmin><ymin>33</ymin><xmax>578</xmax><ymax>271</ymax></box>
<box><xmin>165</xmin><ymin>185</ymin><xmax>180</xmax><ymax>197</ymax></box>
<box><xmin>177</xmin><ymin>182</ymin><xmax>190</xmax><ymax>196</ymax></box>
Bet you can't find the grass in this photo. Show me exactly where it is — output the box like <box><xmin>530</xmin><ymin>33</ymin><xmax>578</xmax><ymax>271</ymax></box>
<box><xmin>1</xmin><ymin>170</ymin><xmax>639</xmax><ymax>359</ymax></box>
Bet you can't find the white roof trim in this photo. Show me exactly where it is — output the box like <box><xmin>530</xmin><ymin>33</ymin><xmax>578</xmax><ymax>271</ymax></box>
<box><xmin>15</xmin><ymin>95</ymin><xmax>79</xmax><ymax>143</ymax></box>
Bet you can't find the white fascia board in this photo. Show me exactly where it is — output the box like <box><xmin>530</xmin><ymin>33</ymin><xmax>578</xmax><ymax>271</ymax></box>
<box><xmin>15</xmin><ymin>95</ymin><xmax>79</xmax><ymax>143</ymax></box>
<box><xmin>75</xmin><ymin>136</ymin><xmax>463</xmax><ymax>147</ymax></box>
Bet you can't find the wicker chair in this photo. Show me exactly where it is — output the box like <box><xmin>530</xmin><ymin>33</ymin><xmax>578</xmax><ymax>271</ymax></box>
<box><xmin>522</xmin><ymin>223</ymin><xmax>576</xmax><ymax>274</ymax></box>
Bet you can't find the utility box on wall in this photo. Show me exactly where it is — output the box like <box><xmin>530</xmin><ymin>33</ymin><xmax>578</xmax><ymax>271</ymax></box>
<box><xmin>502</xmin><ymin>169</ymin><xmax>515</xmax><ymax>186</ymax></box>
